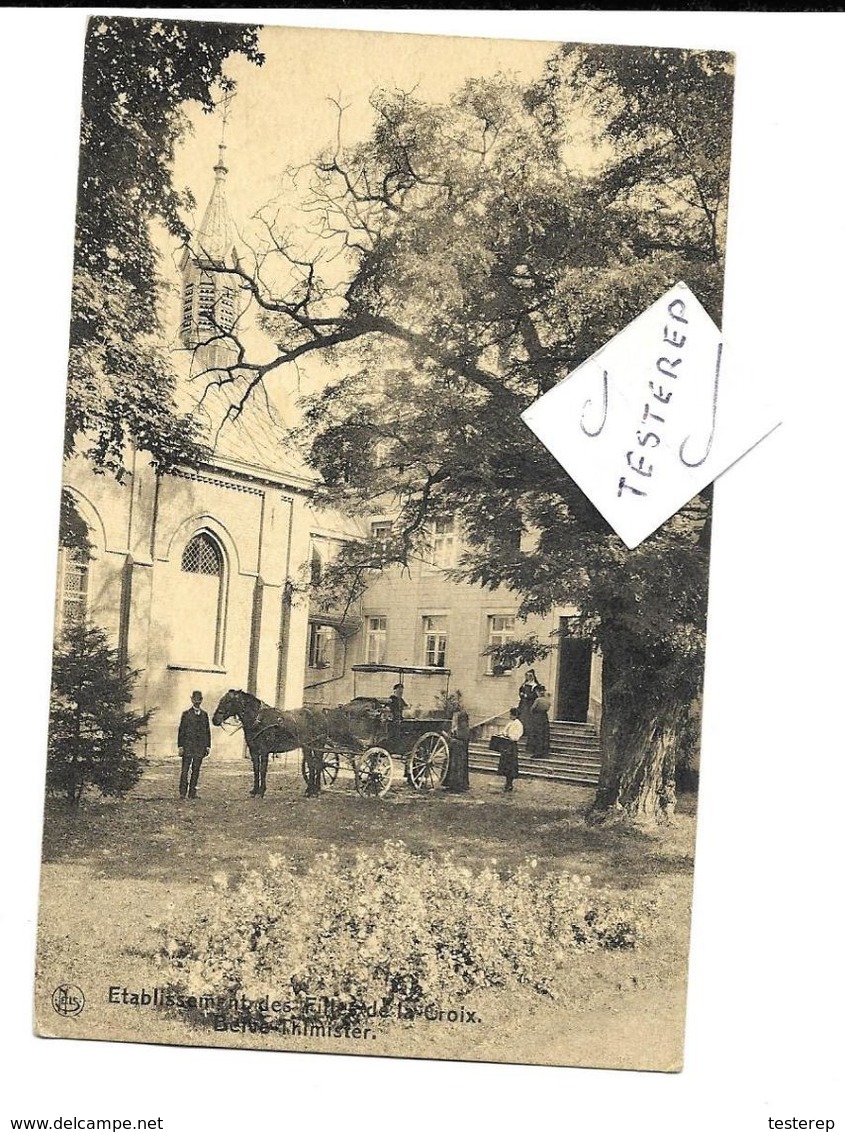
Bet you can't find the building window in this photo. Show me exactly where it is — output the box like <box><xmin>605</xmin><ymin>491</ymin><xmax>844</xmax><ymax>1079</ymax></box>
<box><xmin>428</xmin><ymin>518</ymin><xmax>457</xmax><ymax>569</ymax></box>
<box><xmin>219</xmin><ymin>286</ymin><xmax>237</xmax><ymax>331</ymax></box>
<box><xmin>181</xmin><ymin>282</ymin><xmax>194</xmax><ymax>335</ymax></box>
<box><xmin>198</xmin><ymin>277</ymin><xmax>216</xmax><ymax>330</ymax></box>
<box><xmin>308</xmin><ymin>623</ymin><xmax>334</xmax><ymax>669</ymax></box>
<box><xmin>486</xmin><ymin>614</ymin><xmax>516</xmax><ymax>673</ymax></box>
<box><xmin>176</xmin><ymin>531</ymin><xmax>226</xmax><ymax>666</ymax></box>
<box><xmin>58</xmin><ymin>546</ymin><xmax>90</xmax><ymax>635</ymax></box>
<box><xmin>423</xmin><ymin>615</ymin><xmax>448</xmax><ymax>668</ymax></box>
<box><xmin>370</xmin><ymin>521</ymin><xmax>392</xmax><ymax>559</ymax></box>
<box><xmin>310</xmin><ymin>545</ymin><xmax>323</xmax><ymax>587</ymax></box>
<box><xmin>366</xmin><ymin>616</ymin><xmax>387</xmax><ymax>664</ymax></box>
<box><xmin>181</xmin><ymin>532</ymin><xmax>222</xmax><ymax>576</ymax></box>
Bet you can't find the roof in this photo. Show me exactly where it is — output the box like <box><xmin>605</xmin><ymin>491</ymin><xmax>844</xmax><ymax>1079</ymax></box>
<box><xmin>188</xmin><ymin>381</ymin><xmax>318</xmax><ymax>488</ymax></box>
<box><xmin>352</xmin><ymin>664</ymin><xmax>453</xmax><ymax>678</ymax></box>
<box><xmin>309</xmin><ymin>504</ymin><xmax>368</xmax><ymax>541</ymax></box>
<box><xmin>193</xmin><ymin>145</ymin><xmax>237</xmax><ymax>268</ymax></box>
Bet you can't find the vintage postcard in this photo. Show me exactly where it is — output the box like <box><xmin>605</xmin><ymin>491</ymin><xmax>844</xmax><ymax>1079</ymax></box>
<box><xmin>35</xmin><ymin>16</ymin><xmax>734</xmax><ymax>1071</ymax></box>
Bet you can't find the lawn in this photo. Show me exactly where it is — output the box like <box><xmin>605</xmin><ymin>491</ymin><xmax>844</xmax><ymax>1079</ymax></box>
<box><xmin>35</xmin><ymin>756</ymin><xmax>697</xmax><ymax>1071</ymax></box>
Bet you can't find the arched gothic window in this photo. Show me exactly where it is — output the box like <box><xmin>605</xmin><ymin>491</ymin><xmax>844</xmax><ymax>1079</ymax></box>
<box><xmin>182</xmin><ymin>532</ymin><xmax>222</xmax><ymax>576</ymax></box>
<box><xmin>175</xmin><ymin>531</ymin><xmax>227</xmax><ymax>666</ymax></box>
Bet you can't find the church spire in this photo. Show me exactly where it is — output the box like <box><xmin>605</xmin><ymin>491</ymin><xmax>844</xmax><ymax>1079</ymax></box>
<box><xmin>193</xmin><ymin>141</ymin><xmax>236</xmax><ymax>269</ymax></box>
<box><xmin>180</xmin><ymin>98</ymin><xmax>241</xmax><ymax>361</ymax></box>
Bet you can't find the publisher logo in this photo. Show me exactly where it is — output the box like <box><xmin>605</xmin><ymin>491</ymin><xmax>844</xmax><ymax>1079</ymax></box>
<box><xmin>52</xmin><ymin>984</ymin><xmax>85</xmax><ymax>1017</ymax></box>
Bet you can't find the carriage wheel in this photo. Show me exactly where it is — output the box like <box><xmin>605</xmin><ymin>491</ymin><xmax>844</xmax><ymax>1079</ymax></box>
<box><xmin>408</xmin><ymin>732</ymin><xmax>450</xmax><ymax>791</ymax></box>
<box><xmin>354</xmin><ymin>747</ymin><xmax>393</xmax><ymax>798</ymax></box>
<box><xmin>300</xmin><ymin>749</ymin><xmax>340</xmax><ymax>788</ymax></box>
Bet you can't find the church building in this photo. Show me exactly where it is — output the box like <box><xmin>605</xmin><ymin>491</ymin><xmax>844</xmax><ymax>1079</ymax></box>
<box><xmin>57</xmin><ymin>143</ymin><xmax>358</xmax><ymax>760</ymax></box>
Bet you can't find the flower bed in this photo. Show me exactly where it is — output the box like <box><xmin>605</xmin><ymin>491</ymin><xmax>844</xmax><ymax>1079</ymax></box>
<box><xmin>163</xmin><ymin>840</ymin><xmax>660</xmax><ymax>1028</ymax></box>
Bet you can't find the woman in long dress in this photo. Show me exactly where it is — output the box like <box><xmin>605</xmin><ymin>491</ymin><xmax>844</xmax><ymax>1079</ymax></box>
<box><xmin>443</xmin><ymin>709</ymin><xmax>470</xmax><ymax>792</ymax></box>
<box><xmin>528</xmin><ymin>685</ymin><xmax>551</xmax><ymax>758</ymax></box>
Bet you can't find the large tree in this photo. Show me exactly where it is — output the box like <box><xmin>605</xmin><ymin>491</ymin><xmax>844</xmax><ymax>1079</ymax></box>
<box><xmin>195</xmin><ymin>44</ymin><xmax>733</xmax><ymax>821</ymax></box>
<box><xmin>62</xmin><ymin>16</ymin><xmax>264</xmax><ymax>542</ymax></box>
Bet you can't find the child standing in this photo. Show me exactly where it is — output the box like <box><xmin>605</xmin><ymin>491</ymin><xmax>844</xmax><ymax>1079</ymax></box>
<box><xmin>497</xmin><ymin>707</ymin><xmax>523</xmax><ymax>793</ymax></box>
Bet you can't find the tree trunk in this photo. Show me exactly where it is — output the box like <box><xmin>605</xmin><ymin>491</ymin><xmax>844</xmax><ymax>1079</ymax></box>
<box><xmin>593</xmin><ymin>653</ymin><xmax>680</xmax><ymax>824</ymax></box>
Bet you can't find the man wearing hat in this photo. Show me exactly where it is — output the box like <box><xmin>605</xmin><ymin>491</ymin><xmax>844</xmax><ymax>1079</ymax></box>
<box><xmin>177</xmin><ymin>690</ymin><xmax>211</xmax><ymax>799</ymax></box>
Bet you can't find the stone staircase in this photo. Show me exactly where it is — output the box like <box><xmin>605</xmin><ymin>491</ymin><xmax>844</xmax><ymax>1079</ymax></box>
<box><xmin>468</xmin><ymin>720</ymin><xmax>602</xmax><ymax>787</ymax></box>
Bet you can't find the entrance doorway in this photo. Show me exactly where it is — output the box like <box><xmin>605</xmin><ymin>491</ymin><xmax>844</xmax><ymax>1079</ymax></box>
<box><xmin>556</xmin><ymin>623</ymin><xmax>592</xmax><ymax>722</ymax></box>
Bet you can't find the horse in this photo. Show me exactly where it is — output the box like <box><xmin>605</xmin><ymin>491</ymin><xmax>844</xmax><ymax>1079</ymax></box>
<box><xmin>210</xmin><ymin>689</ymin><xmax>390</xmax><ymax>798</ymax></box>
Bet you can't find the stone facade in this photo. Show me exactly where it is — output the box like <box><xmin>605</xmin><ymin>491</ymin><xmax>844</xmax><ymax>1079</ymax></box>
<box><xmin>58</xmin><ymin>449</ymin><xmax>315</xmax><ymax>760</ymax></box>
<box><xmin>303</xmin><ymin>523</ymin><xmax>603</xmax><ymax>729</ymax></box>
<box><xmin>55</xmin><ymin>143</ymin><xmax>330</xmax><ymax>760</ymax></box>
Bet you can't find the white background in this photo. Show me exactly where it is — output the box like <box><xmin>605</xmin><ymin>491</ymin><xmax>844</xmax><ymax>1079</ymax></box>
<box><xmin>1</xmin><ymin>9</ymin><xmax>841</xmax><ymax>1132</ymax></box>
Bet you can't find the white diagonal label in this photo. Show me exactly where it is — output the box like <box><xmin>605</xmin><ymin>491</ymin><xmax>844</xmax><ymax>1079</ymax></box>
<box><xmin>521</xmin><ymin>282</ymin><xmax>779</xmax><ymax>549</ymax></box>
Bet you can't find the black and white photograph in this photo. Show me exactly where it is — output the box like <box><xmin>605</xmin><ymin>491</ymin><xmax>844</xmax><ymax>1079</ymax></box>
<box><xmin>3</xmin><ymin>8</ymin><xmax>841</xmax><ymax>1130</ymax></box>
<box><xmin>33</xmin><ymin>15</ymin><xmax>733</xmax><ymax>1072</ymax></box>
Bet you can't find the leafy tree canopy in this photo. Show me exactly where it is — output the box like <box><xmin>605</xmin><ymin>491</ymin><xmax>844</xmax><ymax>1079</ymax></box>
<box><xmin>209</xmin><ymin>43</ymin><xmax>732</xmax><ymax>820</ymax></box>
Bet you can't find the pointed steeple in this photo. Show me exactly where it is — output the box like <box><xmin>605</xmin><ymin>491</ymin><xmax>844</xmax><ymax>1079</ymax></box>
<box><xmin>194</xmin><ymin>143</ymin><xmax>237</xmax><ymax>268</ymax></box>
<box><xmin>180</xmin><ymin>139</ymin><xmax>242</xmax><ymax>364</ymax></box>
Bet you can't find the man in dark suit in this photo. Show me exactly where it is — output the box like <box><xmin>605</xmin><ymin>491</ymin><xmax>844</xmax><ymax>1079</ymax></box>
<box><xmin>387</xmin><ymin>682</ymin><xmax>408</xmax><ymax>770</ymax></box>
<box><xmin>178</xmin><ymin>690</ymin><xmax>211</xmax><ymax>799</ymax></box>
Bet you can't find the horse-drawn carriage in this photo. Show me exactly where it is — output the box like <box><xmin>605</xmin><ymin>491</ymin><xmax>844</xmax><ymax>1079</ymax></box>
<box><xmin>211</xmin><ymin>663</ymin><xmax>452</xmax><ymax>799</ymax></box>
